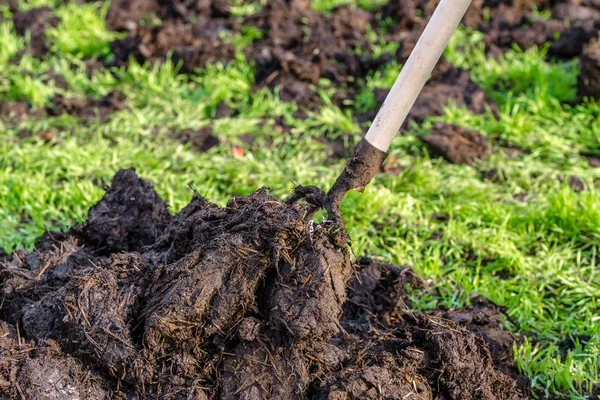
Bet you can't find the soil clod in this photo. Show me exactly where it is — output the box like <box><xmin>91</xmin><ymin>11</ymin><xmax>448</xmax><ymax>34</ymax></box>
<box><xmin>73</xmin><ymin>168</ymin><xmax>171</xmax><ymax>254</ymax></box>
<box><xmin>588</xmin><ymin>156</ymin><xmax>600</xmax><ymax>168</ymax></box>
<box><xmin>0</xmin><ymin>100</ymin><xmax>44</xmax><ymax>124</ymax></box>
<box><xmin>568</xmin><ymin>176</ymin><xmax>585</xmax><ymax>192</ymax></box>
<box><xmin>579</xmin><ymin>38</ymin><xmax>600</xmax><ymax>100</ymax></box>
<box><xmin>46</xmin><ymin>91</ymin><xmax>126</xmax><ymax>123</ymax></box>
<box><xmin>170</xmin><ymin>127</ymin><xmax>220</xmax><ymax>152</ymax></box>
<box><xmin>420</xmin><ymin>123</ymin><xmax>489</xmax><ymax>165</ymax></box>
<box><xmin>0</xmin><ymin>170</ymin><xmax>526</xmax><ymax>398</ymax></box>
<box><xmin>12</xmin><ymin>7</ymin><xmax>59</xmax><ymax>57</ymax></box>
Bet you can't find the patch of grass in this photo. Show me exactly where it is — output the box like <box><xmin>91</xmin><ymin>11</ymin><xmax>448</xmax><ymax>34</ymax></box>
<box><xmin>48</xmin><ymin>55</ymin><xmax>118</xmax><ymax>97</ymax></box>
<box><xmin>0</xmin><ymin>55</ymin><xmax>54</xmax><ymax>106</ymax></box>
<box><xmin>446</xmin><ymin>28</ymin><xmax>579</xmax><ymax>105</ymax></box>
<box><xmin>0</xmin><ymin>22</ymin><xmax>24</xmax><ymax>65</ymax></box>
<box><xmin>363</xmin><ymin>24</ymin><xmax>399</xmax><ymax>59</ymax></box>
<box><xmin>17</xmin><ymin>0</ymin><xmax>60</xmax><ymax>11</ymax></box>
<box><xmin>311</xmin><ymin>0</ymin><xmax>354</xmax><ymax>12</ymax></box>
<box><xmin>353</xmin><ymin>60</ymin><xmax>402</xmax><ymax>112</ymax></box>
<box><xmin>311</xmin><ymin>0</ymin><xmax>387</xmax><ymax>12</ymax></box>
<box><xmin>229</xmin><ymin>0</ymin><xmax>265</xmax><ymax>17</ymax></box>
<box><xmin>45</xmin><ymin>2</ymin><xmax>123</xmax><ymax>58</ymax></box>
<box><xmin>296</xmin><ymin>91</ymin><xmax>361</xmax><ymax>140</ymax></box>
<box><xmin>220</xmin><ymin>26</ymin><xmax>264</xmax><ymax>49</ymax></box>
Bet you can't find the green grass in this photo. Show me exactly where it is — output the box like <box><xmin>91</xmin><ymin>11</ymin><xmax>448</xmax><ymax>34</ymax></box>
<box><xmin>17</xmin><ymin>0</ymin><xmax>61</xmax><ymax>11</ymax></box>
<box><xmin>1</xmin><ymin>1</ymin><xmax>599</xmax><ymax>398</ymax></box>
<box><xmin>45</xmin><ymin>2</ymin><xmax>122</xmax><ymax>58</ymax></box>
<box><xmin>311</xmin><ymin>0</ymin><xmax>388</xmax><ymax>12</ymax></box>
<box><xmin>0</xmin><ymin>22</ymin><xmax>24</xmax><ymax>64</ymax></box>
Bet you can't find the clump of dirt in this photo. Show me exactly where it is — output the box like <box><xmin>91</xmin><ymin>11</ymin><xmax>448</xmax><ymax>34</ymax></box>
<box><xmin>0</xmin><ymin>322</ymin><xmax>109</xmax><ymax>399</ymax></box>
<box><xmin>411</xmin><ymin>64</ymin><xmax>492</xmax><ymax>121</ymax></box>
<box><xmin>105</xmin><ymin>0</ymin><xmax>162</xmax><ymax>31</ymax></box>
<box><xmin>0</xmin><ymin>100</ymin><xmax>44</xmax><ymax>124</ymax></box>
<box><xmin>0</xmin><ymin>169</ymin><xmax>527</xmax><ymax>398</ymax></box>
<box><xmin>432</xmin><ymin>296</ymin><xmax>525</xmax><ymax>383</ymax></box>
<box><xmin>337</xmin><ymin>258</ymin><xmax>527</xmax><ymax>400</ymax></box>
<box><xmin>587</xmin><ymin>156</ymin><xmax>600</xmax><ymax>168</ymax></box>
<box><xmin>12</xmin><ymin>7</ymin><xmax>60</xmax><ymax>57</ymax></box>
<box><xmin>547</xmin><ymin>2</ymin><xmax>600</xmax><ymax>58</ymax></box>
<box><xmin>46</xmin><ymin>91</ymin><xmax>127</xmax><ymax>123</ymax></box>
<box><xmin>110</xmin><ymin>19</ymin><xmax>236</xmax><ymax>73</ymax></box>
<box><xmin>579</xmin><ymin>38</ymin><xmax>600</xmax><ymax>100</ymax></box>
<box><xmin>420</xmin><ymin>122</ymin><xmax>489</xmax><ymax>165</ymax></box>
<box><xmin>170</xmin><ymin>127</ymin><xmax>220</xmax><ymax>152</ymax></box>
<box><xmin>72</xmin><ymin>169</ymin><xmax>171</xmax><ymax>253</ymax></box>
<box><xmin>567</xmin><ymin>176</ymin><xmax>585</xmax><ymax>192</ymax></box>
<box><xmin>106</xmin><ymin>0</ymin><xmax>231</xmax><ymax>31</ymax></box>
<box><xmin>549</xmin><ymin>25</ymin><xmax>597</xmax><ymax>59</ymax></box>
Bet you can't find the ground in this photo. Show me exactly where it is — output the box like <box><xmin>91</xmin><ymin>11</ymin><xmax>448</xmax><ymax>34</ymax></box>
<box><xmin>0</xmin><ymin>0</ymin><xmax>599</xmax><ymax>399</ymax></box>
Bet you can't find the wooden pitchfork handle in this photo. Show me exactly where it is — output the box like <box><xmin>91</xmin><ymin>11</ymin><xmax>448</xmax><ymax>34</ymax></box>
<box><xmin>324</xmin><ymin>0</ymin><xmax>474</xmax><ymax>220</ymax></box>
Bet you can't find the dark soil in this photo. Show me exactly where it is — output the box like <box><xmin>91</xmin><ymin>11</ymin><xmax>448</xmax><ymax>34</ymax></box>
<box><xmin>0</xmin><ymin>169</ymin><xmax>527</xmax><ymax>399</ymax></box>
<box><xmin>568</xmin><ymin>176</ymin><xmax>585</xmax><ymax>192</ymax></box>
<box><xmin>0</xmin><ymin>100</ymin><xmax>44</xmax><ymax>124</ymax></box>
<box><xmin>247</xmin><ymin>0</ymin><xmax>387</xmax><ymax>111</ymax></box>
<box><xmin>246</xmin><ymin>0</ymin><xmax>502</xmax><ymax>113</ymax></box>
<box><xmin>549</xmin><ymin>26</ymin><xmax>596</xmax><ymax>59</ymax></box>
<box><xmin>420</xmin><ymin>122</ymin><xmax>489</xmax><ymax>165</ymax></box>
<box><xmin>588</xmin><ymin>156</ymin><xmax>600</xmax><ymax>168</ymax></box>
<box><xmin>42</xmin><ymin>71</ymin><xmax>68</xmax><ymax>91</ymax></box>
<box><xmin>12</xmin><ymin>7</ymin><xmax>60</xmax><ymax>57</ymax></box>
<box><xmin>482</xmin><ymin>168</ymin><xmax>508</xmax><ymax>183</ymax></box>
<box><xmin>466</xmin><ymin>0</ymin><xmax>600</xmax><ymax>59</ymax></box>
<box><xmin>432</xmin><ymin>295</ymin><xmax>527</xmax><ymax>387</ymax></box>
<box><xmin>108</xmin><ymin>0</ymin><xmax>236</xmax><ymax>73</ymax></box>
<box><xmin>16</xmin><ymin>128</ymin><xmax>58</xmax><ymax>144</ymax></box>
<box><xmin>578</xmin><ymin>38</ymin><xmax>600</xmax><ymax>100</ymax></box>
<box><xmin>46</xmin><ymin>91</ymin><xmax>127</xmax><ymax>123</ymax></box>
<box><xmin>105</xmin><ymin>0</ymin><xmax>162</xmax><ymax>31</ymax></box>
<box><xmin>170</xmin><ymin>127</ymin><xmax>220</xmax><ymax>152</ymax></box>
<box><xmin>373</xmin><ymin>0</ymin><xmax>599</xmax><ymax>60</ymax></box>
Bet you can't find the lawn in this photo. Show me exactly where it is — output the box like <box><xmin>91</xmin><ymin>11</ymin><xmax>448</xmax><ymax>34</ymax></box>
<box><xmin>1</xmin><ymin>0</ymin><xmax>599</xmax><ymax>398</ymax></box>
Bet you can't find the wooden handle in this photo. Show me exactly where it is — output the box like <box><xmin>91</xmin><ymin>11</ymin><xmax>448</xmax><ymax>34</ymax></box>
<box><xmin>364</xmin><ymin>0</ymin><xmax>473</xmax><ymax>152</ymax></box>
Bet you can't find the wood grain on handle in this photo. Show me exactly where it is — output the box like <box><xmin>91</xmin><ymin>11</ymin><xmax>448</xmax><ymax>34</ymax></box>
<box><xmin>364</xmin><ymin>0</ymin><xmax>473</xmax><ymax>152</ymax></box>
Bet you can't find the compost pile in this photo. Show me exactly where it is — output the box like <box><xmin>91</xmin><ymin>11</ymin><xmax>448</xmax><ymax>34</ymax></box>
<box><xmin>0</xmin><ymin>169</ymin><xmax>526</xmax><ymax>399</ymax></box>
